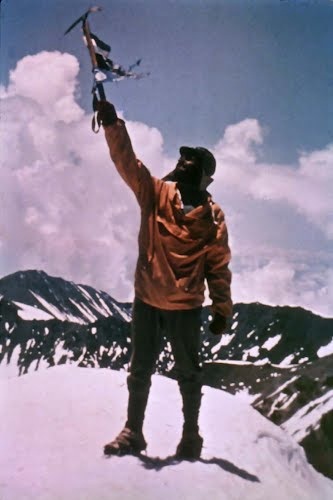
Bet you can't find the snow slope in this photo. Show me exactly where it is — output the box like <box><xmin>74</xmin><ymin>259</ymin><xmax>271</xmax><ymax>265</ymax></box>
<box><xmin>1</xmin><ymin>367</ymin><xmax>332</xmax><ymax>500</ymax></box>
<box><xmin>282</xmin><ymin>390</ymin><xmax>333</xmax><ymax>442</ymax></box>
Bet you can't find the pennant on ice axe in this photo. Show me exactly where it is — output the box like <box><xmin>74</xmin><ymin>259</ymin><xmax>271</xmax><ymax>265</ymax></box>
<box><xmin>64</xmin><ymin>6</ymin><xmax>149</xmax><ymax>132</ymax></box>
<box><xmin>83</xmin><ymin>32</ymin><xmax>113</xmax><ymax>70</ymax></box>
<box><xmin>84</xmin><ymin>31</ymin><xmax>146</xmax><ymax>84</ymax></box>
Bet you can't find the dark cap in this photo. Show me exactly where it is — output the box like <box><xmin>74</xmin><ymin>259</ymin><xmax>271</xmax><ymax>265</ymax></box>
<box><xmin>179</xmin><ymin>146</ymin><xmax>216</xmax><ymax>176</ymax></box>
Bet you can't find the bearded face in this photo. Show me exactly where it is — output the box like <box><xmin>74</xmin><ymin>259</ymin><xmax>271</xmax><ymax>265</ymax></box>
<box><xmin>167</xmin><ymin>152</ymin><xmax>203</xmax><ymax>187</ymax></box>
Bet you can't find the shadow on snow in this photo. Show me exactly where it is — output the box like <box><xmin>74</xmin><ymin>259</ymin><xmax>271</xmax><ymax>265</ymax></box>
<box><xmin>106</xmin><ymin>453</ymin><xmax>260</xmax><ymax>482</ymax></box>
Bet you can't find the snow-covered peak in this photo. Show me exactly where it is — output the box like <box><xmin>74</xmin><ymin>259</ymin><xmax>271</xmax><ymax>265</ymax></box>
<box><xmin>0</xmin><ymin>270</ymin><xmax>131</xmax><ymax>325</ymax></box>
<box><xmin>1</xmin><ymin>366</ymin><xmax>332</xmax><ymax>499</ymax></box>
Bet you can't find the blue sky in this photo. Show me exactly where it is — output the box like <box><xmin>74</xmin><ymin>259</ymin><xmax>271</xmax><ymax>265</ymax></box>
<box><xmin>1</xmin><ymin>0</ymin><xmax>332</xmax><ymax>316</ymax></box>
<box><xmin>2</xmin><ymin>0</ymin><xmax>332</xmax><ymax>161</ymax></box>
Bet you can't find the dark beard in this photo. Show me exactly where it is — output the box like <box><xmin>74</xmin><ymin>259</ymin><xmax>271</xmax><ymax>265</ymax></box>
<box><xmin>177</xmin><ymin>183</ymin><xmax>208</xmax><ymax>207</ymax></box>
<box><xmin>163</xmin><ymin>164</ymin><xmax>202</xmax><ymax>187</ymax></box>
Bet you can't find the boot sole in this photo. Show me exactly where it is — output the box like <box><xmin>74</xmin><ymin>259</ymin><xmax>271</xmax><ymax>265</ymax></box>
<box><xmin>175</xmin><ymin>449</ymin><xmax>202</xmax><ymax>461</ymax></box>
<box><xmin>104</xmin><ymin>443</ymin><xmax>146</xmax><ymax>457</ymax></box>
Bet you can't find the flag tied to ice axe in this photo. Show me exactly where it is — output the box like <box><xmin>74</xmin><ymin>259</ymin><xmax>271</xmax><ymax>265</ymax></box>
<box><xmin>64</xmin><ymin>7</ymin><xmax>149</xmax><ymax>132</ymax></box>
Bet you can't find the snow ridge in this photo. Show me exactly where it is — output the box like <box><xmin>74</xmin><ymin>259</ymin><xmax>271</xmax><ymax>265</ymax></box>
<box><xmin>1</xmin><ymin>366</ymin><xmax>332</xmax><ymax>500</ymax></box>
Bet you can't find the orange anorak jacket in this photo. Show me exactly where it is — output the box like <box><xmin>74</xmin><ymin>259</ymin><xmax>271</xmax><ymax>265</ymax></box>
<box><xmin>104</xmin><ymin>120</ymin><xmax>232</xmax><ymax>318</ymax></box>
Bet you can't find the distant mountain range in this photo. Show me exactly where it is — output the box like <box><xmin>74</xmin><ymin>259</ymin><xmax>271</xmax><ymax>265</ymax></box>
<box><xmin>1</xmin><ymin>269</ymin><xmax>332</xmax><ymax>479</ymax></box>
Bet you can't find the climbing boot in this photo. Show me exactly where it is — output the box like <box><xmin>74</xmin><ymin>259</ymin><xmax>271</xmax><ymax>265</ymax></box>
<box><xmin>175</xmin><ymin>431</ymin><xmax>203</xmax><ymax>460</ymax></box>
<box><xmin>104</xmin><ymin>427</ymin><xmax>147</xmax><ymax>456</ymax></box>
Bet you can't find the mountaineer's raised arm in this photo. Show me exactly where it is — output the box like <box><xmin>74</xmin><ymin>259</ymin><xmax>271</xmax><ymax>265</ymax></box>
<box><xmin>97</xmin><ymin>100</ymin><xmax>154</xmax><ymax>208</ymax></box>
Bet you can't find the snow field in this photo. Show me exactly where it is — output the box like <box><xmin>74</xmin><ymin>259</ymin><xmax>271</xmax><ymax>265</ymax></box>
<box><xmin>0</xmin><ymin>366</ymin><xmax>332</xmax><ymax>500</ymax></box>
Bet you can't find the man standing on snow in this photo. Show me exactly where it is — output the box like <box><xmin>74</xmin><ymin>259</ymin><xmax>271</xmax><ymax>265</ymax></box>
<box><xmin>97</xmin><ymin>101</ymin><xmax>232</xmax><ymax>460</ymax></box>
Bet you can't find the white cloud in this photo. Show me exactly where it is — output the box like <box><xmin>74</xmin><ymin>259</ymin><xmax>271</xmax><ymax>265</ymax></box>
<box><xmin>0</xmin><ymin>51</ymin><xmax>332</xmax><ymax>316</ymax></box>
<box><xmin>5</xmin><ymin>51</ymin><xmax>83</xmax><ymax>123</ymax></box>
<box><xmin>212</xmin><ymin>120</ymin><xmax>333</xmax><ymax>239</ymax></box>
<box><xmin>232</xmin><ymin>252</ymin><xmax>333</xmax><ymax>318</ymax></box>
<box><xmin>214</xmin><ymin>118</ymin><xmax>264</xmax><ymax>164</ymax></box>
<box><xmin>0</xmin><ymin>52</ymin><xmax>142</xmax><ymax>299</ymax></box>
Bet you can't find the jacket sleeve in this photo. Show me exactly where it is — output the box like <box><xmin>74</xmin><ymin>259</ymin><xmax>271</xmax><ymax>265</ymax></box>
<box><xmin>205</xmin><ymin>206</ymin><xmax>232</xmax><ymax>318</ymax></box>
<box><xmin>103</xmin><ymin>119</ymin><xmax>154</xmax><ymax>210</ymax></box>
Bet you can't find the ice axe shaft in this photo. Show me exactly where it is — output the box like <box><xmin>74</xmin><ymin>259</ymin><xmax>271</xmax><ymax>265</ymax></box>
<box><xmin>82</xmin><ymin>18</ymin><xmax>106</xmax><ymax>101</ymax></box>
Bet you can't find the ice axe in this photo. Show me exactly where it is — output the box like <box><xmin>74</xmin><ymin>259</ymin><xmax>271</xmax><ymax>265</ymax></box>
<box><xmin>64</xmin><ymin>6</ymin><xmax>106</xmax><ymax>101</ymax></box>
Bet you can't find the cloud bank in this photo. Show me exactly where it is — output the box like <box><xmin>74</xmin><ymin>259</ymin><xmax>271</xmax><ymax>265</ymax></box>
<box><xmin>0</xmin><ymin>51</ymin><xmax>332</xmax><ymax>317</ymax></box>
<box><xmin>213</xmin><ymin>119</ymin><xmax>333</xmax><ymax>240</ymax></box>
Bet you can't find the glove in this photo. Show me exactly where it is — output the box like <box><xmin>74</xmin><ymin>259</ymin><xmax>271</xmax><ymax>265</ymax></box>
<box><xmin>209</xmin><ymin>313</ymin><xmax>227</xmax><ymax>335</ymax></box>
<box><xmin>96</xmin><ymin>100</ymin><xmax>118</xmax><ymax>127</ymax></box>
